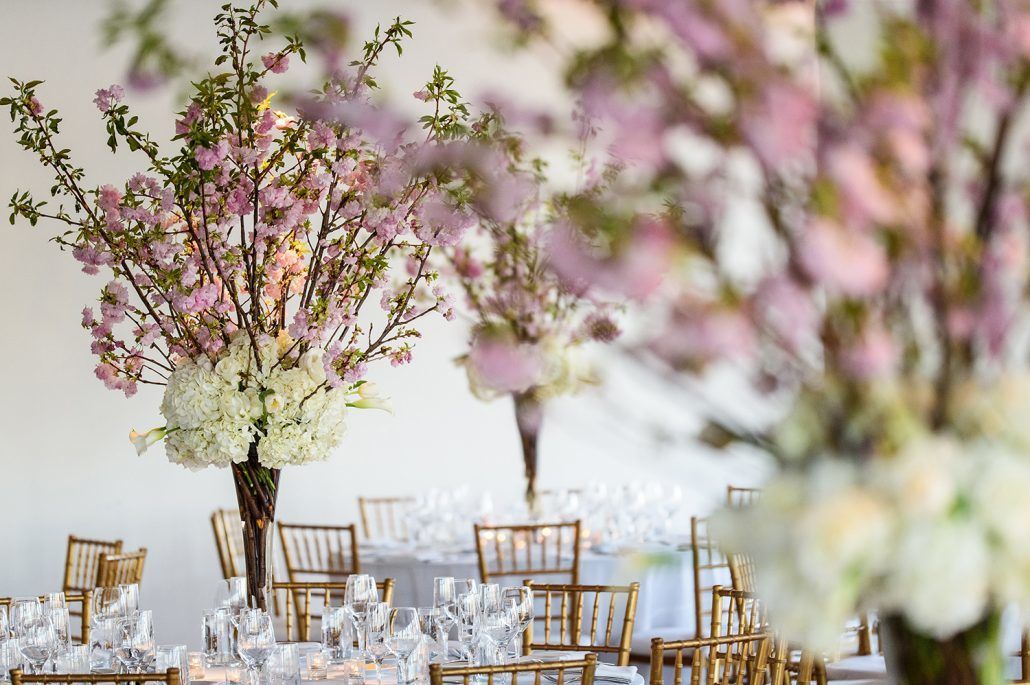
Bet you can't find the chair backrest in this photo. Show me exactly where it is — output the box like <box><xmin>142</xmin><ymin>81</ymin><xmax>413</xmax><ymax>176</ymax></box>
<box><xmin>270</xmin><ymin>579</ymin><xmax>396</xmax><ymax>641</ymax></box>
<box><xmin>474</xmin><ymin>521</ymin><xmax>581</xmax><ymax>584</ymax></box>
<box><xmin>726</xmin><ymin>486</ymin><xmax>761</xmax><ymax>508</ymax></box>
<box><xmin>650</xmin><ymin>634</ymin><xmax>773</xmax><ymax>685</ymax></box>
<box><xmin>429</xmin><ymin>654</ymin><xmax>597</xmax><ymax>685</ymax></box>
<box><xmin>357</xmin><ymin>497</ymin><xmax>414</xmax><ymax>542</ymax></box>
<box><xmin>95</xmin><ymin>549</ymin><xmax>147</xmax><ymax>588</ymax></box>
<box><xmin>522</xmin><ymin>580</ymin><xmax>639</xmax><ymax>666</ymax></box>
<box><xmin>710</xmin><ymin>586</ymin><xmax>765</xmax><ymax>639</ymax></box>
<box><xmin>727</xmin><ymin>554</ymin><xmax>757</xmax><ymax>593</ymax></box>
<box><xmin>690</xmin><ymin>517</ymin><xmax>731</xmax><ymax>637</ymax></box>
<box><xmin>62</xmin><ymin>536</ymin><xmax>123</xmax><ymax>594</ymax></box>
<box><xmin>211</xmin><ymin>509</ymin><xmax>246</xmax><ymax>578</ymax></box>
<box><xmin>277</xmin><ymin>523</ymin><xmax>360</xmax><ymax>581</ymax></box>
<box><xmin>11</xmin><ymin>669</ymin><xmax>180</xmax><ymax>685</ymax></box>
<box><xmin>0</xmin><ymin>591</ymin><xmax>93</xmax><ymax>644</ymax></box>
<box><xmin>768</xmin><ymin>637</ymin><xmax>822</xmax><ymax>685</ymax></box>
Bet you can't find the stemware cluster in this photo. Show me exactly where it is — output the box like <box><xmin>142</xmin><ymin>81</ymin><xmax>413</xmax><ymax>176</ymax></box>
<box><xmin>0</xmin><ymin>584</ymin><xmax>188</xmax><ymax>685</ymax></box>
<box><xmin>315</xmin><ymin>575</ymin><xmax>534</xmax><ymax>685</ymax></box>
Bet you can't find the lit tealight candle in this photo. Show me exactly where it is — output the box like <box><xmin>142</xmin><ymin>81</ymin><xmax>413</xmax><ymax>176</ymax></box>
<box><xmin>307</xmin><ymin>651</ymin><xmax>328</xmax><ymax>680</ymax></box>
<box><xmin>187</xmin><ymin>652</ymin><xmax>206</xmax><ymax>680</ymax></box>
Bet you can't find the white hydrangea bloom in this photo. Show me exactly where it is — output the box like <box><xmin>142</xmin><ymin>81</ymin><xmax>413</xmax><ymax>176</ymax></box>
<box><xmin>158</xmin><ymin>336</ymin><xmax>351</xmax><ymax>470</ymax></box>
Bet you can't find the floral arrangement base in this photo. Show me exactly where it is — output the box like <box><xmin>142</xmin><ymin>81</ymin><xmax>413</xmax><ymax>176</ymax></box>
<box><xmin>882</xmin><ymin>614</ymin><xmax>1004</xmax><ymax>685</ymax></box>
<box><xmin>231</xmin><ymin>442</ymin><xmax>279</xmax><ymax>611</ymax></box>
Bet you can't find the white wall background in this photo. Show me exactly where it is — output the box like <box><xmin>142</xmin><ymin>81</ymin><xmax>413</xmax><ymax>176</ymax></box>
<box><xmin>0</xmin><ymin>0</ymin><xmax>769</xmax><ymax>645</ymax></box>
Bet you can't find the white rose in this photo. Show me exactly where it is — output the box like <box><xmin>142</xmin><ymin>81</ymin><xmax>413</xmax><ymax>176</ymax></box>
<box><xmin>300</xmin><ymin>348</ymin><xmax>327</xmax><ymax>384</ymax></box>
<box><xmin>220</xmin><ymin>390</ymin><xmax>252</xmax><ymax>420</ymax></box>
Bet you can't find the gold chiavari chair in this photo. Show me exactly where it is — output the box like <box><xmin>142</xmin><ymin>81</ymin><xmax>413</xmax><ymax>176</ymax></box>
<box><xmin>522</xmin><ymin>580</ymin><xmax>639</xmax><ymax>666</ymax></box>
<box><xmin>710</xmin><ymin>586</ymin><xmax>765</xmax><ymax>639</ymax></box>
<box><xmin>95</xmin><ymin>549</ymin><xmax>147</xmax><ymax>587</ymax></box>
<box><xmin>474</xmin><ymin>521</ymin><xmax>581</xmax><ymax>584</ymax></box>
<box><xmin>650</xmin><ymin>633</ymin><xmax>774</xmax><ymax>685</ymax></box>
<box><xmin>11</xmin><ymin>669</ymin><xmax>180</xmax><ymax>685</ymax></box>
<box><xmin>62</xmin><ymin>536</ymin><xmax>123</xmax><ymax>597</ymax></box>
<box><xmin>769</xmin><ymin>638</ymin><xmax>824</xmax><ymax>685</ymax></box>
<box><xmin>211</xmin><ymin>508</ymin><xmax>246</xmax><ymax>578</ymax></box>
<box><xmin>277</xmin><ymin>523</ymin><xmax>360</xmax><ymax>582</ymax></box>
<box><xmin>270</xmin><ymin>579</ymin><xmax>396</xmax><ymax>641</ymax></box>
<box><xmin>0</xmin><ymin>591</ymin><xmax>93</xmax><ymax>644</ymax></box>
<box><xmin>726</xmin><ymin>486</ymin><xmax>761</xmax><ymax>508</ymax></box>
<box><xmin>727</xmin><ymin>554</ymin><xmax>757</xmax><ymax>594</ymax></box>
<box><xmin>690</xmin><ymin>517</ymin><xmax>731</xmax><ymax>638</ymax></box>
<box><xmin>357</xmin><ymin>496</ymin><xmax>414</xmax><ymax>542</ymax></box>
<box><xmin>429</xmin><ymin>654</ymin><xmax>597</xmax><ymax>685</ymax></box>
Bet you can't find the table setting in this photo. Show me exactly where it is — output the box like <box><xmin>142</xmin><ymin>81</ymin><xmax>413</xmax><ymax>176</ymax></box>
<box><xmin>0</xmin><ymin>576</ymin><xmax>640</xmax><ymax>685</ymax></box>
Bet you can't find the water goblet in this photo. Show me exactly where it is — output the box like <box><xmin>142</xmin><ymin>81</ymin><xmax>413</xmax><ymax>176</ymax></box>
<box><xmin>18</xmin><ymin>616</ymin><xmax>56</xmax><ymax>674</ymax></box>
<box><xmin>432</xmin><ymin>578</ymin><xmax>456</xmax><ymax>638</ymax></box>
<box><xmin>385</xmin><ymin>608</ymin><xmax>422</xmax><ymax>685</ymax></box>
<box><xmin>236</xmin><ymin>610</ymin><xmax>275</xmax><ymax>685</ymax></box>
<box><xmin>115</xmin><ymin>610</ymin><xmax>154</xmax><ymax>673</ymax></box>
<box><xmin>500</xmin><ymin>588</ymin><xmax>533</xmax><ymax>658</ymax></box>
<box><xmin>364</xmin><ymin>603</ymin><xmax>390</xmax><ymax>685</ymax></box>
<box><xmin>266</xmin><ymin>644</ymin><xmax>300</xmax><ymax>685</ymax></box>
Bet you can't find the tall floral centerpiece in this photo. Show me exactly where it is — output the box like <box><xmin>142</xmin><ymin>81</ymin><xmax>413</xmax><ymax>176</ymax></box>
<box><xmin>3</xmin><ymin>2</ymin><xmax>475</xmax><ymax>608</ymax></box>
<box><xmin>444</xmin><ymin>122</ymin><xmax>620</xmax><ymax>510</ymax></box>
<box><xmin>491</xmin><ymin>0</ymin><xmax>1030</xmax><ymax>680</ymax></box>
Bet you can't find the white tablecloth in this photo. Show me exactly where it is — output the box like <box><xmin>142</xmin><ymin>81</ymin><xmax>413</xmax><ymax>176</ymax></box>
<box><xmin>360</xmin><ymin>544</ymin><xmax>708</xmax><ymax>651</ymax></box>
<box><xmin>196</xmin><ymin>656</ymin><xmax>644</xmax><ymax>685</ymax></box>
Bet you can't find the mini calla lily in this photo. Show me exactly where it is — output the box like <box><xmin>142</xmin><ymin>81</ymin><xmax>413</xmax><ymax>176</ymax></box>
<box><xmin>129</xmin><ymin>426</ymin><xmax>167</xmax><ymax>456</ymax></box>
<box><xmin>348</xmin><ymin>383</ymin><xmax>393</xmax><ymax>413</ymax></box>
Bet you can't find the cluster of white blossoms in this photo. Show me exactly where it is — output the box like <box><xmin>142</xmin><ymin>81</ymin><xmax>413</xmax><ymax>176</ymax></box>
<box><xmin>132</xmin><ymin>334</ymin><xmax>388</xmax><ymax>470</ymax></box>
<box><xmin>714</xmin><ymin>432</ymin><xmax>1030</xmax><ymax>651</ymax></box>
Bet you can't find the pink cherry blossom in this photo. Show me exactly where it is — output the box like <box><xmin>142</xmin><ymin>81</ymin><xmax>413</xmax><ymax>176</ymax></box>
<box><xmin>261</xmin><ymin>52</ymin><xmax>290</xmax><ymax>74</ymax></box>
<box><xmin>799</xmin><ymin>218</ymin><xmax>889</xmax><ymax>297</ymax></box>
<box><xmin>93</xmin><ymin>85</ymin><xmax>125</xmax><ymax>113</ymax></box>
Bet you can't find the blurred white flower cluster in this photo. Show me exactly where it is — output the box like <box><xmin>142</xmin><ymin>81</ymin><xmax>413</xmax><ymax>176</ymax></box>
<box><xmin>715</xmin><ymin>433</ymin><xmax>1030</xmax><ymax>651</ymax></box>
<box><xmin>133</xmin><ymin>334</ymin><xmax>389</xmax><ymax>470</ymax></box>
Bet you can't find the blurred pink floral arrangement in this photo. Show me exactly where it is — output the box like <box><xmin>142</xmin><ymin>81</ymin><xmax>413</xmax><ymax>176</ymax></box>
<box><xmin>493</xmin><ymin>0</ymin><xmax>1030</xmax><ymax>673</ymax></box>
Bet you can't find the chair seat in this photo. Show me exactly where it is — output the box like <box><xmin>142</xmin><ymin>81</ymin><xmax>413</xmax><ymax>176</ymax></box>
<box><xmin>824</xmin><ymin>655</ymin><xmax>886</xmax><ymax>681</ymax></box>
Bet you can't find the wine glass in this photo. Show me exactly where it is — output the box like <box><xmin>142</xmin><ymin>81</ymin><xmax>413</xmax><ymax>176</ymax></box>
<box><xmin>236</xmin><ymin>610</ymin><xmax>275</xmax><ymax>685</ymax></box>
<box><xmin>18</xmin><ymin>616</ymin><xmax>56</xmax><ymax>674</ymax></box>
<box><xmin>477</xmin><ymin>585</ymin><xmax>501</xmax><ymax>617</ymax></box>
<box><xmin>500</xmin><ymin>589</ymin><xmax>533</xmax><ymax>659</ymax></box>
<box><xmin>89</xmin><ymin>616</ymin><xmax>120</xmax><ymax>672</ymax></box>
<box><xmin>215</xmin><ymin>578</ymin><xmax>247</xmax><ymax>615</ymax></box>
<box><xmin>115</xmin><ymin>610</ymin><xmax>154</xmax><ymax>673</ymax></box>
<box><xmin>416</xmin><ymin>607</ymin><xmax>446</xmax><ymax>660</ymax></box>
<box><xmin>454</xmin><ymin>590</ymin><xmax>479</xmax><ymax>663</ymax></box>
<box><xmin>344</xmin><ymin>575</ymin><xmax>376</xmax><ymax>658</ymax></box>
<box><xmin>385</xmin><ymin>608</ymin><xmax>421</xmax><ymax>685</ymax></box>
<box><xmin>476</xmin><ymin>600</ymin><xmax>517</xmax><ymax>667</ymax></box>
<box><xmin>119</xmin><ymin>584</ymin><xmax>141</xmax><ymax>615</ymax></box>
<box><xmin>46</xmin><ymin>606</ymin><xmax>71</xmax><ymax>656</ymax></box>
<box><xmin>0</xmin><ymin>606</ymin><xmax>10</xmax><ymax>641</ymax></box>
<box><xmin>91</xmin><ymin>587</ymin><xmax>126</xmax><ymax>624</ymax></box>
<box><xmin>432</xmin><ymin>578</ymin><xmax>456</xmax><ymax>639</ymax></box>
<box><xmin>9</xmin><ymin>598</ymin><xmax>41</xmax><ymax>636</ymax></box>
<box><xmin>364</xmin><ymin>603</ymin><xmax>390</xmax><ymax>685</ymax></box>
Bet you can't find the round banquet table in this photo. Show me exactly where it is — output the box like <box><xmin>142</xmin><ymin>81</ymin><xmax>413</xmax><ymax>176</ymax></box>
<box><xmin>359</xmin><ymin>543</ymin><xmax>718</xmax><ymax>650</ymax></box>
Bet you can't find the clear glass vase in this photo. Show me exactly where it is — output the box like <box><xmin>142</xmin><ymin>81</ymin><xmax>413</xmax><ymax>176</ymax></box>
<box><xmin>881</xmin><ymin>613</ymin><xmax>1005</xmax><ymax>685</ymax></box>
<box><xmin>232</xmin><ymin>441</ymin><xmax>280</xmax><ymax>612</ymax></box>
